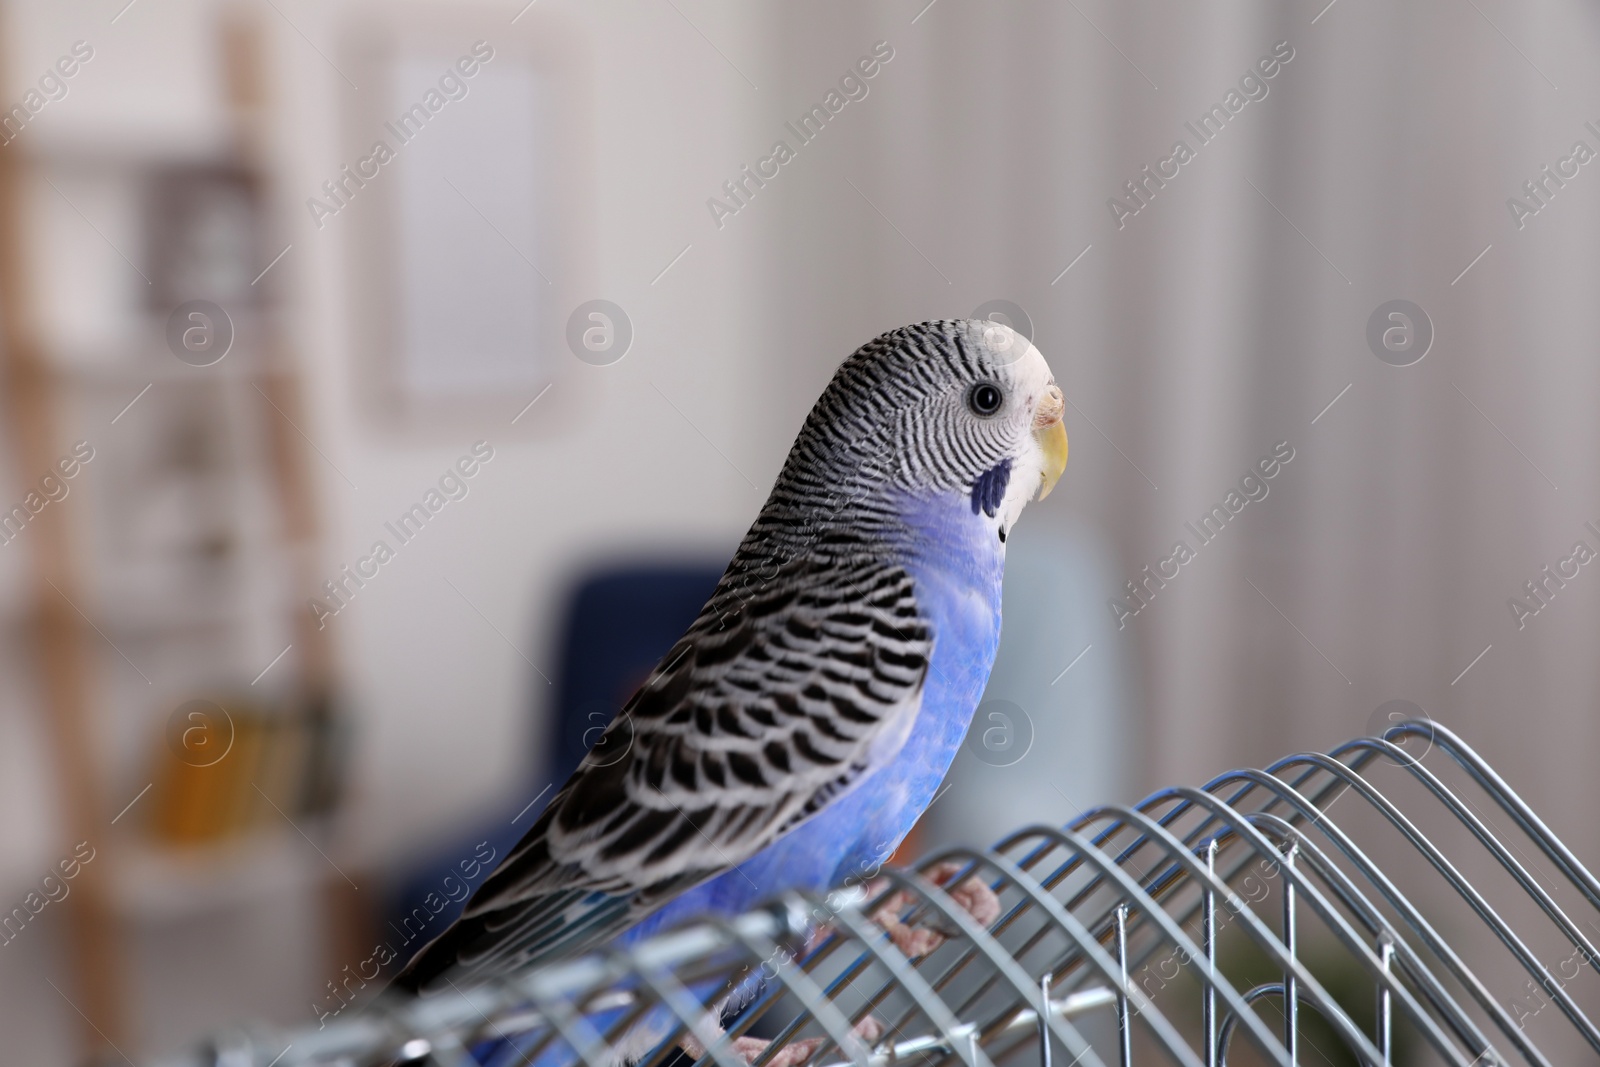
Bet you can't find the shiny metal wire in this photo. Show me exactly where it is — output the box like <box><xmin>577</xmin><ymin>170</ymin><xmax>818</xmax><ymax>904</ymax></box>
<box><xmin>151</xmin><ymin>720</ymin><xmax>1599</xmax><ymax>1067</ymax></box>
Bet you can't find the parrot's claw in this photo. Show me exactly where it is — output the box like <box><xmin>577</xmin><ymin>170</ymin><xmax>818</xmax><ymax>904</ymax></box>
<box><xmin>734</xmin><ymin>1035</ymin><xmax>820</xmax><ymax>1067</ymax></box>
<box><xmin>683</xmin><ymin>1017</ymin><xmax>885</xmax><ymax>1067</ymax></box>
<box><xmin>869</xmin><ymin>861</ymin><xmax>1002</xmax><ymax>957</ymax></box>
<box><xmin>940</xmin><ymin>862</ymin><xmax>1002</xmax><ymax>928</ymax></box>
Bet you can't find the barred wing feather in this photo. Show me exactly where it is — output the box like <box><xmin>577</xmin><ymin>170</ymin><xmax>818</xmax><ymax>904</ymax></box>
<box><xmin>397</xmin><ymin>553</ymin><xmax>931</xmax><ymax>990</ymax></box>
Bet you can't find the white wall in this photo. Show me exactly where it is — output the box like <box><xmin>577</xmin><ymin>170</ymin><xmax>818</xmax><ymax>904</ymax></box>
<box><xmin>268</xmin><ymin>0</ymin><xmax>779</xmax><ymax>862</ymax></box>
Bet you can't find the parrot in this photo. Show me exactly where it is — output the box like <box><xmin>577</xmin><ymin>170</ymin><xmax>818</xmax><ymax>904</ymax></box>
<box><xmin>389</xmin><ymin>319</ymin><xmax>1068</xmax><ymax>1065</ymax></box>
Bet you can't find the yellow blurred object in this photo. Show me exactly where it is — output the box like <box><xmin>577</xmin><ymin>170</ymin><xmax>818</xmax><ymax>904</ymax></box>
<box><xmin>147</xmin><ymin>692</ymin><xmax>349</xmax><ymax>845</ymax></box>
<box><xmin>149</xmin><ymin>700</ymin><xmax>265</xmax><ymax>844</ymax></box>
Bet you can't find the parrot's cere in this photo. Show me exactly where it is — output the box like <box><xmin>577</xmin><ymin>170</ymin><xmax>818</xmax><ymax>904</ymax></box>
<box><xmin>390</xmin><ymin>320</ymin><xmax>1066</xmax><ymax>1061</ymax></box>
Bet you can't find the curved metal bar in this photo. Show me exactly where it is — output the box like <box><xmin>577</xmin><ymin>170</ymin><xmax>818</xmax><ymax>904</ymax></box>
<box><xmin>862</xmin><ymin>846</ymin><xmax>1124</xmax><ymax>1064</ymax></box>
<box><xmin>1301</xmin><ymin>739</ymin><xmax>1600</xmax><ymax>971</ymax></box>
<box><xmin>141</xmin><ymin>725</ymin><xmax>1600</xmax><ymax>1067</ymax></box>
<box><xmin>1038</xmin><ymin>812</ymin><xmax>1262</xmax><ymax>998</ymax></box>
<box><xmin>1166</xmin><ymin>783</ymin><xmax>1510</xmax><ymax>1067</ymax></box>
<box><xmin>1211</xmin><ymin>763</ymin><xmax>1538</xmax><ymax>1063</ymax></box>
<box><xmin>867</xmin><ymin>867</ymin><xmax>1107</xmax><ymax>1067</ymax></box>
<box><xmin>1106</xmin><ymin>800</ymin><xmax>1446</xmax><ymax>1067</ymax></box>
<box><xmin>1232</xmin><ymin>751</ymin><xmax>1579</xmax><ymax>1063</ymax></box>
<box><xmin>993</xmin><ymin>815</ymin><xmax>1150</xmax><ymax>941</ymax></box>
<box><xmin>823</xmin><ymin>893</ymin><xmax>990</xmax><ymax>1067</ymax></box>
<box><xmin>1111</xmin><ymin>766</ymin><xmax>1323</xmax><ymax>898</ymax></box>
<box><xmin>1111</xmin><ymin>803</ymin><xmax>1396</xmax><ymax>1063</ymax></box>
<box><xmin>771</xmin><ymin>874</ymin><xmax>987</xmax><ymax>1064</ymax></box>
<box><xmin>1378</xmin><ymin>720</ymin><xmax>1600</xmax><ymax>910</ymax></box>
<box><xmin>1030</xmin><ymin>797</ymin><xmax>1270</xmax><ymax>973</ymax></box>
<box><xmin>718</xmin><ymin>907</ymin><xmax>872</xmax><ymax>1067</ymax></box>
<box><xmin>889</xmin><ymin>857</ymin><xmax>1014</xmax><ymax>1028</ymax></box>
<box><xmin>1213</xmin><ymin>984</ymin><xmax>1373</xmax><ymax>1067</ymax></box>
<box><xmin>923</xmin><ymin>843</ymin><xmax>1206</xmax><ymax>1067</ymax></box>
<box><xmin>1001</xmin><ymin>792</ymin><xmax>1237</xmax><ymax>941</ymax></box>
<box><xmin>1043</xmin><ymin>794</ymin><xmax>1304</xmax><ymax>944</ymax></box>
<box><xmin>995</xmin><ymin>806</ymin><xmax>1219</xmax><ymax>974</ymax></box>
<box><xmin>862</xmin><ymin>848</ymin><xmax>1118</xmax><ymax>1056</ymax></box>
<box><xmin>1040</xmin><ymin>803</ymin><xmax>1275</xmax><ymax>988</ymax></box>
<box><xmin>1001</xmin><ymin>823</ymin><xmax>1294</xmax><ymax>1067</ymax></box>
<box><xmin>1295</xmin><ymin>739</ymin><xmax>1600</xmax><ymax>969</ymax></box>
<box><xmin>897</xmin><ymin>849</ymin><xmax>1152</xmax><ymax>1051</ymax></box>
<box><xmin>603</xmin><ymin>996</ymin><xmax>680</xmax><ymax>1067</ymax></box>
<box><xmin>1150</xmin><ymin>745</ymin><xmax>1377</xmax><ymax>886</ymax></box>
<box><xmin>418</xmin><ymin>977</ymin><xmax>559</xmax><ymax>1067</ymax></box>
<box><xmin>1245</xmin><ymin>812</ymin><xmax>1499</xmax><ymax>1061</ymax></box>
<box><xmin>630</xmin><ymin>954</ymin><xmax>749</xmax><ymax>1067</ymax></box>
<box><xmin>784</xmin><ymin>868</ymin><xmax>1009</xmax><ymax>1067</ymax></box>
<box><xmin>522</xmin><ymin>985</ymin><xmax>622</xmax><ymax>1067</ymax></box>
<box><xmin>997</xmin><ymin>816</ymin><xmax>1255</xmax><ymax>1027</ymax></box>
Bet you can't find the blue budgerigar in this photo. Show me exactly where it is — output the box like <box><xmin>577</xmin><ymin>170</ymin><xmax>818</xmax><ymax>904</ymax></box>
<box><xmin>392</xmin><ymin>320</ymin><xmax>1067</xmax><ymax>1062</ymax></box>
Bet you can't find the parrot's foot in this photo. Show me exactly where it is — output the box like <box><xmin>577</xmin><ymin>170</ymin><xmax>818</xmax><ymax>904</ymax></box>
<box><xmin>682</xmin><ymin>1016</ymin><xmax>885</xmax><ymax>1067</ymax></box>
<box><xmin>871</xmin><ymin>861</ymin><xmax>1002</xmax><ymax>958</ymax></box>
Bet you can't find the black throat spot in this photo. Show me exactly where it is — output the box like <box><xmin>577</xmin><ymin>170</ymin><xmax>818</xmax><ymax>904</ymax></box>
<box><xmin>970</xmin><ymin>458</ymin><xmax>1011</xmax><ymax>518</ymax></box>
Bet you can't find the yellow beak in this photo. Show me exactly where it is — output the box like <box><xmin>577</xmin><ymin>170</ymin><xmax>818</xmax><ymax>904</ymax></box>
<box><xmin>1033</xmin><ymin>384</ymin><xmax>1068</xmax><ymax>501</ymax></box>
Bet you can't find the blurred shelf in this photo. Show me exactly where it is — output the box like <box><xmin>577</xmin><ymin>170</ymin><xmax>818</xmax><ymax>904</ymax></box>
<box><xmin>17</xmin><ymin>130</ymin><xmax>236</xmax><ymax>171</ymax></box>
<box><xmin>68</xmin><ymin>574</ymin><xmax>291</xmax><ymax>634</ymax></box>
<box><xmin>0</xmin><ymin>585</ymin><xmax>291</xmax><ymax>638</ymax></box>
<box><xmin>111</xmin><ymin>828</ymin><xmax>334</xmax><ymax>920</ymax></box>
<box><xmin>52</xmin><ymin>358</ymin><xmax>266</xmax><ymax>386</ymax></box>
<box><xmin>47</xmin><ymin>336</ymin><xmax>271</xmax><ymax>385</ymax></box>
<box><xmin>94</xmin><ymin>601</ymin><xmax>255</xmax><ymax>636</ymax></box>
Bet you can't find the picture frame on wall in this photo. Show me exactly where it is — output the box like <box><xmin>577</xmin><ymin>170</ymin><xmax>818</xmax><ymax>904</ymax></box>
<box><xmin>339</xmin><ymin>6</ymin><xmax>596</xmax><ymax>434</ymax></box>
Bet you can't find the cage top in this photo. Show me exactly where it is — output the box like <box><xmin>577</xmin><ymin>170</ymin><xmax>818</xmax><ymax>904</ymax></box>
<box><xmin>152</xmin><ymin>720</ymin><xmax>1596</xmax><ymax>1067</ymax></box>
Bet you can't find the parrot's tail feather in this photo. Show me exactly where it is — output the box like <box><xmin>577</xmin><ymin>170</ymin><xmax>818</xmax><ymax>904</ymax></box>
<box><xmin>473</xmin><ymin>978</ymin><xmax>733</xmax><ymax>1067</ymax></box>
<box><xmin>390</xmin><ymin>889</ymin><xmax>635</xmax><ymax>996</ymax></box>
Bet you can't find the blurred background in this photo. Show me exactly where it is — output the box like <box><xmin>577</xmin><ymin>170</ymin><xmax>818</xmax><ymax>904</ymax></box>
<box><xmin>0</xmin><ymin>0</ymin><xmax>1596</xmax><ymax>1062</ymax></box>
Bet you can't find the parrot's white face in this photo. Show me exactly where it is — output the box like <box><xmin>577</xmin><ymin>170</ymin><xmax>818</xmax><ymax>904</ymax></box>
<box><xmin>888</xmin><ymin>320</ymin><xmax>1067</xmax><ymax>544</ymax></box>
<box><xmin>975</xmin><ymin>323</ymin><xmax>1067</xmax><ymax>538</ymax></box>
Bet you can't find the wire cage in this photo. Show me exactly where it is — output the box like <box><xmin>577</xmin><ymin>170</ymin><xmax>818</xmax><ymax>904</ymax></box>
<box><xmin>154</xmin><ymin>719</ymin><xmax>1600</xmax><ymax>1067</ymax></box>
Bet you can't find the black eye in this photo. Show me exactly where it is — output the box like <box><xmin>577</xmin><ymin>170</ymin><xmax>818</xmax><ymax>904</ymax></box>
<box><xmin>967</xmin><ymin>382</ymin><xmax>1003</xmax><ymax>417</ymax></box>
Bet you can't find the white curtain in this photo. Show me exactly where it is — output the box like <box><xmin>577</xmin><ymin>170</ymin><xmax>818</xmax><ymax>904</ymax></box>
<box><xmin>759</xmin><ymin>0</ymin><xmax>1600</xmax><ymax>874</ymax></box>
